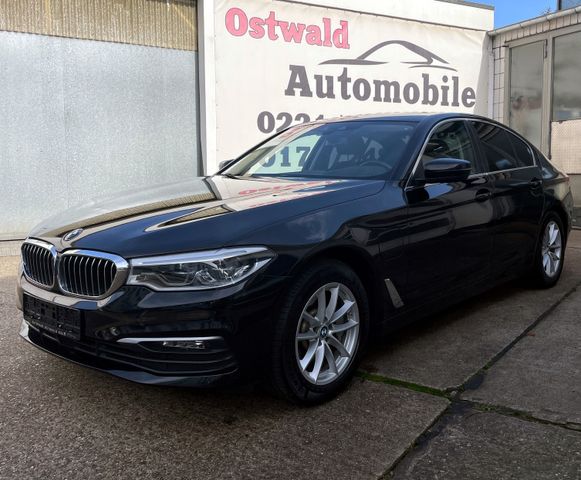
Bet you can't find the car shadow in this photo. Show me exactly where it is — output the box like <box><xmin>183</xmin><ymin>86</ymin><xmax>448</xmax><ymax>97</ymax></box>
<box><xmin>365</xmin><ymin>278</ymin><xmax>525</xmax><ymax>361</ymax></box>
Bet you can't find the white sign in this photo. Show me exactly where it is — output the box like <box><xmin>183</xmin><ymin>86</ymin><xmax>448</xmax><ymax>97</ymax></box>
<box><xmin>214</xmin><ymin>0</ymin><xmax>489</xmax><ymax>162</ymax></box>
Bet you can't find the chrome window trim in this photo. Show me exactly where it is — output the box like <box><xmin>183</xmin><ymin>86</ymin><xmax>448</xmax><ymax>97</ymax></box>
<box><xmin>57</xmin><ymin>249</ymin><xmax>129</xmax><ymax>300</ymax></box>
<box><xmin>477</xmin><ymin>165</ymin><xmax>538</xmax><ymax>176</ymax></box>
<box><xmin>405</xmin><ymin>117</ymin><xmax>541</xmax><ymax>191</ymax></box>
<box><xmin>21</xmin><ymin>238</ymin><xmax>58</xmax><ymax>289</ymax></box>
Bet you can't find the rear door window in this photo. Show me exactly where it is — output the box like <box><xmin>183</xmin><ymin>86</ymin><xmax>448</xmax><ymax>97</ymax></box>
<box><xmin>471</xmin><ymin>122</ymin><xmax>535</xmax><ymax>172</ymax></box>
<box><xmin>507</xmin><ymin>132</ymin><xmax>535</xmax><ymax>167</ymax></box>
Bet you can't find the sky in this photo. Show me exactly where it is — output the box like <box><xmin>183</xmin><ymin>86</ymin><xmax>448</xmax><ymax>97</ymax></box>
<box><xmin>478</xmin><ymin>0</ymin><xmax>558</xmax><ymax>28</ymax></box>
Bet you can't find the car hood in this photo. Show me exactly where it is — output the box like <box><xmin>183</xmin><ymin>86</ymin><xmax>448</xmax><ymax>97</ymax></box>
<box><xmin>30</xmin><ymin>175</ymin><xmax>386</xmax><ymax>257</ymax></box>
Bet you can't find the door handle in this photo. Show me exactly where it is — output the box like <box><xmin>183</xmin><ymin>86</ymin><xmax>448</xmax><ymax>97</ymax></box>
<box><xmin>475</xmin><ymin>189</ymin><xmax>491</xmax><ymax>202</ymax></box>
<box><xmin>530</xmin><ymin>178</ymin><xmax>542</xmax><ymax>189</ymax></box>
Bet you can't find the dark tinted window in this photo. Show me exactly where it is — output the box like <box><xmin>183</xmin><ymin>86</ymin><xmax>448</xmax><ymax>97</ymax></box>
<box><xmin>535</xmin><ymin>148</ymin><xmax>559</xmax><ymax>180</ymax></box>
<box><xmin>416</xmin><ymin>121</ymin><xmax>478</xmax><ymax>178</ymax></box>
<box><xmin>508</xmin><ymin>134</ymin><xmax>535</xmax><ymax>167</ymax></box>
<box><xmin>471</xmin><ymin>122</ymin><xmax>534</xmax><ymax>172</ymax></box>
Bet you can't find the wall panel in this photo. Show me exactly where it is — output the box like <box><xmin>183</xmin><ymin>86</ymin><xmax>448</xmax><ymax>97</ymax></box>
<box><xmin>551</xmin><ymin>119</ymin><xmax>581</xmax><ymax>174</ymax></box>
<box><xmin>0</xmin><ymin>31</ymin><xmax>200</xmax><ymax>237</ymax></box>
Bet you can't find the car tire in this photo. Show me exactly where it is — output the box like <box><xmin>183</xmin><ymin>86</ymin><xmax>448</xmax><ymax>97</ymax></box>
<box><xmin>269</xmin><ymin>260</ymin><xmax>370</xmax><ymax>405</ymax></box>
<box><xmin>530</xmin><ymin>213</ymin><xmax>566</xmax><ymax>288</ymax></box>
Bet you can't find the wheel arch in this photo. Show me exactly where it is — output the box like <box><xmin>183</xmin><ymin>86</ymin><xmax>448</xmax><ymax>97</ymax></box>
<box><xmin>288</xmin><ymin>245</ymin><xmax>388</xmax><ymax>327</ymax></box>
<box><xmin>544</xmin><ymin>202</ymin><xmax>570</xmax><ymax>245</ymax></box>
<box><xmin>551</xmin><ymin>204</ymin><xmax>569</xmax><ymax>235</ymax></box>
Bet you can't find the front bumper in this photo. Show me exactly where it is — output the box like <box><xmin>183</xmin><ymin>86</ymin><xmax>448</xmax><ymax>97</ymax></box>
<box><xmin>17</xmin><ymin>271</ymin><xmax>288</xmax><ymax>387</ymax></box>
<box><xmin>20</xmin><ymin>321</ymin><xmax>239</xmax><ymax>386</ymax></box>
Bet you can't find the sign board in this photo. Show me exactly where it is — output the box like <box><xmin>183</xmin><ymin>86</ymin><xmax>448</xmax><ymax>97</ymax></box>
<box><xmin>213</xmin><ymin>0</ymin><xmax>489</xmax><ymax>162</ymax></box>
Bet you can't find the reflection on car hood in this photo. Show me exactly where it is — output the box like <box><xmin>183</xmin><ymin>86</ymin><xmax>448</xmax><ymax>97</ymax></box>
<box><xmin>30</xmin><ymin>175</ymin><xmax>385</xmax><ymax>257</ymax></box>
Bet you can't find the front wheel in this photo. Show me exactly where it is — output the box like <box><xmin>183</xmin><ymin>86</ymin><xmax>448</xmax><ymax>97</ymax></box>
<box><xmin>269</xmin><ymin>261</ymin><xmax>369</xmax><ymax>405</ymax></box>
<box><xmin>531</xmin><ymin>213</ymin><xmax>566</xmax><ymax>288</ymax></box>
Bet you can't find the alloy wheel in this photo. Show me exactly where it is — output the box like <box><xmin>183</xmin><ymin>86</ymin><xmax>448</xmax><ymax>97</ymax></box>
<box><xmin>542</xmin><ymin>220</ymin><xmax>562</xmax><ymax>278</ymax></box>
<box><xmin>295</xmin><ymin>282</ymin><xmax>360</xmax><ymax>386</ymax></box>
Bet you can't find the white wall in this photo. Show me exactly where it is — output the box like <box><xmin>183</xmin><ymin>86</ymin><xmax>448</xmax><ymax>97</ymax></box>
<box><xmin>199</xmin><ymin>0</ymin><xmax>492</xmax><ymax>173</ymax></box>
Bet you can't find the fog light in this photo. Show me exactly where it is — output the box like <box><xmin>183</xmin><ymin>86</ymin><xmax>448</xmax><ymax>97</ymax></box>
<box><xmin>162</xmin><ymin>340</ymin><xmax>207</xmax><ymax>350</ymax></box>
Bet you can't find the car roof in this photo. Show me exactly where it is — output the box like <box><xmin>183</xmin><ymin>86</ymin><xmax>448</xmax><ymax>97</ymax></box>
<box><xmin>318</xmin><ymin>112</ymin><xmax>491</xmax><ymax>125</ymax></box>
<box><xmin>313</xmin><ymin>112</ymin><xmax>536</xmax><ymax>155</ymax></box>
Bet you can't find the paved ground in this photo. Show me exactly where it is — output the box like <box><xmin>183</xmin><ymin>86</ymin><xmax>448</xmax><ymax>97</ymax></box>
<box><xmin>1</xmin><ymin>232</ymin><xmax>580</xmax><ymax>480</ymax></box>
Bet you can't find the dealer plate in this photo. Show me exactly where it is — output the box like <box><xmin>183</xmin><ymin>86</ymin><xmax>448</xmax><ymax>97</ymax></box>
<box><xmin>23</xmin><ymin>294</ymin><xmax>82</xmax><ymax>341</ymax></box>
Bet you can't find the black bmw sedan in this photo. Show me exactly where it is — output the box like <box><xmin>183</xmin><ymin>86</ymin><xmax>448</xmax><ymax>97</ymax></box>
<box><xmin>17</xmin><ymin>113</ymin><xmax>573</xmax><ymax>404</ymax></box>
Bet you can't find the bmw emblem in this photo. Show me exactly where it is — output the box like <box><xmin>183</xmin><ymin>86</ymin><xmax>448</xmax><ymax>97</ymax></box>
<box><xmin>63</xmin><ymin>228</ymin><xmax>83</xmax><ymax>242</ymax></box>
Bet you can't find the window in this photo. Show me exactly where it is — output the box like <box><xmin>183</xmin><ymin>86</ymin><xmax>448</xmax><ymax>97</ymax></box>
<box><xmin>508</xmin><ymin>133</ymin><xmax>535</xmax><ymax>167</ymax></box>
<box><xmin>255</xmin><ymin>134</ymin><xmax>320</xmax><ymax>175</ymax></box>
<box><xmin>509</xmin><ymin>42</ymin><xmax>544</xmax><ymax>148</ymax></box>
<box><xmin>535</xmin><ymin>148</ymin><xmax>559</xmax><ymax>180</ymax></box>
<box><xmin>558</xmin><ymin>0</ymin><xmax>581</xmax><ymax>10</ymax></box>
<box><xmin>228</xmin><ymin>121</ymin><xmax>416</xmax><ymax>180</ymax></box>
<box><xmin>471</xmin><ymin>122</ymin><xmax>534</xmax><ymax>172</ymax></box>
<box><xmin>553</xmin><ymin>31</ymin><xmax>581</xmax><ymax>121</ymax></box>
<box><xmin>415</xmin><ymin>121</ymin><xmax>477</xmax><ymax>178</ymax></box>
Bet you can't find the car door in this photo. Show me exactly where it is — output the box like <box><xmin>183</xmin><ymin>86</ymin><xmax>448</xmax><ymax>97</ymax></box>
<box><xmin>403</xmin><ymin>120</ymin><xmax>495</xmax><ymax>304</ymax></box>
<box><xmin>469</xmin><ymin>121</ymin><xmax>544</xmax><ymax>277</ymax></box>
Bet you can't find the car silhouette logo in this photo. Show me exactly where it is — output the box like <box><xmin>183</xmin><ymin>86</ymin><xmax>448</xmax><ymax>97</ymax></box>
<box><xmin>63</xmin><ymin>228</ymin><xmax>83</xmax><ymax>241</ymax></box>
<box><xmin>320</xmin><ymin>40</ymin><xmax>457</xmax><ymax>71</ymax></box>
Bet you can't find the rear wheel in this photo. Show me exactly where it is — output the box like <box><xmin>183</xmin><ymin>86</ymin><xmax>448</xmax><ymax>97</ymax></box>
<box><xmin>270</xmin><ymin>261</ymin><xmax>369</xmax><ymax>404</ymax></box>
<box><xmin>531</xmin><ymin>213</ymin><xmax>565</xmax><ymax>288</ymax></box>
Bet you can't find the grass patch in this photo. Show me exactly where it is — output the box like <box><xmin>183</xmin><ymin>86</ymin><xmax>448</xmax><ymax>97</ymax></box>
<box><xmin>357</xmin><ymin>371</ymin><xmax>449</xmax><ymax>398</ymax></box>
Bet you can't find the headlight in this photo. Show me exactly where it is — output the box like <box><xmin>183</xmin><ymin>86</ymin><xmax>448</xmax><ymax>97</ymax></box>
<box><xmin>127</xmin><ymin>247</ymin><xmax>275</xmax><ymax>291</ymax></box>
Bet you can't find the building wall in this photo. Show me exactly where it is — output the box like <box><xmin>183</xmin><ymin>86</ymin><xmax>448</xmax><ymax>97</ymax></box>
<box><xmin>199</xmin><ymin>0</ymin><xmax>492</xmax><ymax>173</ymax></box>
<box><xmin>490</xmin><ymin>9</ymin><xmax>581</xmax><ymax>210</ymax></box>
<box><xmin>0</xmin><ymin>0</ymin><xmax>198</xmax><ymax>50</ymax></box>
<box><xmin>491</xmin><ymin>11</ymin><xmax>581</xmax><ymax>126</ymax></box>
<box><xmin>0</xmin><ymin>0</ymin><xmax>493</xmax><ymax>237</ymax></box>
<box><xmin>0</xmin><ymin>0</ymin><xmax>200</xmax><ymax>239</ymax></box>
<box><xmin>293</xmin><ymin>0</ymin><xmax>494</xmax><ymax>31</ymax></box>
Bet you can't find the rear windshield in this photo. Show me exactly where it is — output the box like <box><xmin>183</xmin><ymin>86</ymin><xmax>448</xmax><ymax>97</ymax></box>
<box><xmin>223</xmin><ymin>121</ymin><xmax>417</xmax><ymax>180</ymax></box>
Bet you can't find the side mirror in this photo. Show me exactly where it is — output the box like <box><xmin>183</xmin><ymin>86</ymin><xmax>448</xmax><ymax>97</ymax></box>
<box><xmin>423</xmin><ymin>158</ymin><xmax>471</xmax><ymax>183</ymax></box>
<box><xmin>218</xmin><ymin>159</ymin><xmax>235</xmax><ymax>171</ymax></box>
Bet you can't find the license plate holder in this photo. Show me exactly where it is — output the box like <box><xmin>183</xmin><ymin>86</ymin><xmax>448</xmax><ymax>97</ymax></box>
<box><xmin>23</xmin><ymin>294</ymin><xmax>82</xmax><ymax>341</ymax></box>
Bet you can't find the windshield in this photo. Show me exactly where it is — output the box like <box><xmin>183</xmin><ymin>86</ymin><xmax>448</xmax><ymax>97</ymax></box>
<box><xmin>223</xmin><ymin>121</ymin><xmax>416</xmax><ymax>180</ymax></box>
